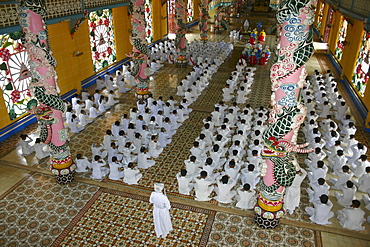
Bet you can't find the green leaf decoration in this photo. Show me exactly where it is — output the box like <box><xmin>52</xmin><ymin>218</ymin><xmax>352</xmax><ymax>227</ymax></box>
<box><xmin>92</xmin><ymin>46</ymin><xmax>96</xmax><ymax>52</ymax></box>
<box><xmin>90</xmin><ymin>31</ymin><xmax>95</xmax><ymax>36</ymax></box>
<box><xmin>0</xmin><ymin>62</ymin><xmax>7</xmax><ymax>70</ymax></box>
<box><xmin>97</xmin><ymin>10</ymin><xmax>103</xmax><ymax>17</ymax></box>
<box><xmin>2</xmin><ymin>42</ymin><xmax>13</xmax><ymax>48</ymax></box>
<box><xmin>5</xmin><ymin>82</ymin><xmax>13</xmax><ymax>90</ymax></box>
<box><xmin>9</xmin><ymin>31</ymin><xmax>23</xmax><ymax>40</ymax></box>
<box><xmin>112</xmin><ymin>55</ymin><xmax>116</xmax><ymax>62</ymax></box>
<box><xmin>9</xmin><ymin>109</ymin><xmax>16</xmax><ymax>120</ymax></box>
<box><xmin>17</xmin><ymin>99</ymin><xmax>24</xmax><ymax>105</ymax></box>
<box><xmin>102</xmin><ymin>60</ymin><xmax>108</xmax><ymax>68</ymax></box>
<box><xmin>27</xmin><ymin>99</ymin><xmax>38</xmax><ymax>109</ymax></box>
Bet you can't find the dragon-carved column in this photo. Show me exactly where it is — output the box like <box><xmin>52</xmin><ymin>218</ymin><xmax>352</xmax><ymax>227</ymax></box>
<box><xmin>18</xmin><ymin>0</ymin><xmax>75</xmax><ymax>184</ymax></box>
<box><xmin>128</xmin><ymin>0</ymin><xmax>151</xmax><ymax>99</ymax></box>
<box><xmin>175</xmin><ymin>0</ymin><xmax>188</xmax><ymax>66</ymax></box>
<box><xmin>198</xmin><ymin>0</ymin><xmax>209</xmax><ymax>41</ymax></box>
<box><xmin>255</xmin><ymin>0</ymin><xmax>316</xmax><ymax>228</ymax></box>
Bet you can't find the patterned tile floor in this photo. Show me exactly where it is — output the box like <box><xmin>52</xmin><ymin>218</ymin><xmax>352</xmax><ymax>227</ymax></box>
<box><xmin>1</xmin><ymin>26</ymin><xmax>370</xmax><ymax>246</ymax></box>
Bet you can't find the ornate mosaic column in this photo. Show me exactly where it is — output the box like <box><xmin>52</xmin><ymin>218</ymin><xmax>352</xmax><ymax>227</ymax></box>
<box><xmin>18</xmin><ymin>0</ymin><xmax>75</xmax><ymax>184</ymax></box>
<box><xmin>175</xmin><ymin>0</ymin><xmax>188</xmax><ymax>66</ymax></box>
<box><xmin>198</xmin><ymin>0</ymin><xmax>209</xmax><ymax>41</ymax></box>
<box><xmin>128</xmin><ymin>0</ymin><xmax>151</xmax><ymax>99</ymax></box>
<box><xmin>255</xmin><ymin>0</ymin><xmax>316</xmax><ymax>228</ymax></box>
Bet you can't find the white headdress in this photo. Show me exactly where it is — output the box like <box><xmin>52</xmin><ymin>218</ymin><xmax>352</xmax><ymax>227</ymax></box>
<box><xmin>154</xmin><ymin>183</ymin><xmax>165</xmax><ymax>193</ymax></box>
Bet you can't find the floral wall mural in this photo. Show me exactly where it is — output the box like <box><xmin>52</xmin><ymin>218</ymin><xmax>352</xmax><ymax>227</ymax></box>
<box><xmin>88</xmin><ymin>9</ymin><xmax>116</xmax><ymax>72</ymax></box>
<box><xmin>352</xmin><ymin>31</ymin><xmax>370</xmax><ymax>96</ymax></box>
<box><xmin>335</xmin><ymin>18</ymin><xmax>348</xmax><ymax>61</ymax></box>
<box><xmin>144</xmin><ymin>0</ymin><xmax>153</xmax><ymax>44</ymax></box>
<box><xmin>0</xmin><ymin>32</ymin><xmax>33</xmax><ymax>120</ymax></box>
<box><xmin>187</xmin><ymin>0</ymin><xmax>194</xmax><ymax>23</ymax></box>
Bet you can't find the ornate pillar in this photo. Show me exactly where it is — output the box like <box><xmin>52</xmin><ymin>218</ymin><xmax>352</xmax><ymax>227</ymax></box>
<box><xmin>198</xmin><ymin>0</ymin><xmax>209</xmax><ymax>41</ymax></box>
<box><xmin>18</xmin><ymin>0</ymin><xmax>75</xmax><ymax>184</ymax></box>
<box><xmin>255</xmin><ymin>0</ymin><xmax>316</xmax><ymax>228</ymax></box>
<box><xmin>128</xmin><ymin>0</ymin><xmax>151</xmax><ymax>99</ymax></box>
<box><xmin>175</xmin><ymin>0</ymin><xmax>188</xmax><ymax>66</ymax></box>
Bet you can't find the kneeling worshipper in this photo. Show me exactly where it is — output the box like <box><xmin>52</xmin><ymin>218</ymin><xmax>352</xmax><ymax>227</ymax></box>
<box><xmin>214</xmin><ymin>175</ymin><xmax>237</xmax><ymax>204</ymax></box>
<box><xmin>123</xmin><ymin>162</ymin><xmax>142</xmax><ymax>185</ymax></box>
<box><xmin>150</xmin><ymin>183</ymin><xmax>173</xmax><ymax>238</ymax></box>
<box><xmin>337</xmin><ymin>200</ymin><xmax>366</xmax><ymax>231</ymax></box>
<box><xmin>235</xmin><ymin>183</ymin><xmax>256</xmax><ymax>209</ymax></box>
<box><xmin>194</xmin><ymin>171</ymin><xmax>215</xmax><ymax>201</ymax></box>
<box><xmin>176</xmin><ymin>169</ymin><xmax>194</xmax><ymax>195</ymax></box>
<box><xmin>305</xmin><ymin>194</ymin><xmax>334</xmax><ymax>225</ymax></box>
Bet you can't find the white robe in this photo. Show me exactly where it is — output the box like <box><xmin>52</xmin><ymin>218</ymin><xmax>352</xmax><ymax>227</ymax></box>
<box><xmin>305</xmin><ymin>199</ymin><xmax>334</xmax><ymax>225</ymax></box>
<box><xmin>149</xmin><ymin>191</ymin><xmax>173</xmax><ymax>238</ymax></box>
<box><xmin>75</xmin><ymin>157</ymin><xmax>91</xmax><ymax>173</ymax></box>
<box><xmin>34</xmin><ymin>143</ymin><xmax>50</xmax><ymax>159</ymax></box>
<box><xmin>337</xmin><ymin>207</ymin><xmax>366</xmax><ymax>231</ymax></box>
<box><xmin>176</xmin><ymin>173</ymin><xmax>193</xmax><ymax>195</ymax></box>
<box><xmin>235</xmin><ymin>187</ymin><xmax>256</xmax><ymax>209</ymax></box>
<box><xmin>19</xmin><ymin>137</ymin><xmax>34</xmax><ymax>156</ymax></box>
<box><xmin>108</xmin><ymin>161</ymin><xmax>124</xmax><ymax>180</ymax></box>
<box><xmin>123</xmin><ymin>167</ymin><xmax>142</xmax><ymax>184</ymax></box>
<box><xmin>284</xmin><ymin>169</ymin><xmax>307</xmax><ymax>214</ymax></box>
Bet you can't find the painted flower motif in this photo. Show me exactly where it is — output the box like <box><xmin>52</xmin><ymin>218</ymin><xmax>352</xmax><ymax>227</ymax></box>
<box><xmin>107</xmin><ymin>47</ymin><xmax>113</xmax><ymax>55</ymax></box>
<box><xmin>98</xmin><ymin>19</ymin><xmax>103</xmax><ymax>25</ymax></box>
<box><xmin>285</xmin><ymin>62</ymin><xmax>295</xmax><ymax>71</ymax></box>
<box><xmin>104</xmin><ymin>19</ymin><xmax>110</xmax><ymax>27</ymax></box>
<box><xmin>60</xmin><ymin>169</ymin><xmax>69</xmax><ymax>175</ymax></box>
<box><xmin>277</xmin><ymin>70</ymin><xmax>284</xmax><ymax>77</ymax></box>
<box><xmin>10</xmin><ymin>90</ymin><xmax>21</xmax><ymax>103</ymax></box>
<box><xmin>0</xmin><ymin>48</ymin><xmax>11</xmax><ymax>61</ymax></box>
<box><xmin>270</xmin><ymin>64</ymin><xmax>280</xmax><ymax>72</ymax></box>
<box><xmin>90</xmin><ymin>22</ymin><xmax>96</xmax><ymax>30</ymax></box>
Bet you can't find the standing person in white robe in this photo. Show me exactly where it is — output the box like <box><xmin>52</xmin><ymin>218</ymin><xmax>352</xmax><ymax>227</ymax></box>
<box><xmin>149</xmin><ymin>183</ymin><xmax>173</xmax><ymax>238</ymax></box>
<box><xmin>284</xmin><ymin>168</ymin><xmax>307</xmax><ymax>214</ymax></box>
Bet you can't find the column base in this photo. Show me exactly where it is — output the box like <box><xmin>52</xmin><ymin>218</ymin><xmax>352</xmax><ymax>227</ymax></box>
<box><xmin>254</xmin><ymin>212</ymin><xmax>280</xmax><ymax>229</ymax></box>
<box><xmin>254</xmin><ymin>205</ymin><xmax>284</xmax><ymax>229</ymax></box>
<box><xmin>54</xmin><ymin>172</ymin><xmax>75</xmax><ymax>185</ymax></box>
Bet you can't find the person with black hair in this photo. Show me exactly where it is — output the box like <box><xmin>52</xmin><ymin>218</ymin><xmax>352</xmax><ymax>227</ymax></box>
<box><xmin>194</xmin><ymin>171</ymin><xmax>214</xmax><ymax>201</ymax></box>
<box><xmin>235</xmin><ymin>183</ymin><xmax>256</xmax><ymax>209</ymax></box>
<box><xmin>176</xmin><ymin>169</ymin><xmax>193</xmax><ymax>195</ymax></box>
<box><xmin>337</xmin><ymin>200</ymin><xmax>366</xmax><ymax>231</ymax></box>
<box><xmin>214</xmin><ymin>175</ymin><xmax>236</xmax><ymax>204</ymax></box>
<box><xmin>305</xmin><ymin>194</ymin><xmax>334</xmax><ymax>225</ymax></box>
<box><xmin>335</xmin><ymin>180</ymin><xmax>357</xmax><ymax>207</ymax></box>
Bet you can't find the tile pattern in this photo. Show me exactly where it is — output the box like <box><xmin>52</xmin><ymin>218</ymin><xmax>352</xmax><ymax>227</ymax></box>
<box><xmin>207</xmin><ymin>212</ymin><xmax>317</xmax><ymax>247</ymax></box>
<box><xmin>0</xmin><ymin>173</ymin><xmax>98</xmax><ymax>246</ymax></box>
<box><xmin>53</xmin><ymin>188</ymin><xmax>215</xmax><ymax>246</ymax></box>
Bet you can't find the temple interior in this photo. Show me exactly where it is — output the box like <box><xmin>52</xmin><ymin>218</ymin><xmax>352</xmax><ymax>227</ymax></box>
<box><xmin>0</xmin><ymin>0</ymin><xmax>370</xmax><ymax>246</ymax></box>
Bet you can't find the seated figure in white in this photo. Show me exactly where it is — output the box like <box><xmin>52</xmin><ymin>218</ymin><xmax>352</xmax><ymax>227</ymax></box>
<box><xmin>176</xmin><ymin>169</ymin><xmax>193</xmax><ymax>195</ymax></box>
<box><xmin>334</xmin><ymin>180</ymin><xmax>357</xmax><ymax>207</ymax></box>
<box><xmin>305</xmin><ymin>194</ymin><xmax>334</xmax><ymax>225</ymax></box>
<box><xmin>235</xmin><ymin>183</ymin><xmax>256</xmax><ymax>209</ymax></box>
<box><xmin>75</xmin><ymin>153</ymin><xmax>92</xmax><ymax>173</ymax></box>
<box><xmin>123</xmin><ymin>162</ymin><xmax>142</xmax><ymax>185</ymax></box>
<box><xmin>337</xmin><ymin>200</ymin><xmax>366</xmax><ymax>231</ymax></box>
<box><xmin>194</xmin><ymin>171</ymin><xmax>214</xmax><ymax>201</ymax></box>
<box><xmin>214</xmin><ymin>175</ymin><xmax>236</xmax><ymax>204</ymax></box>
